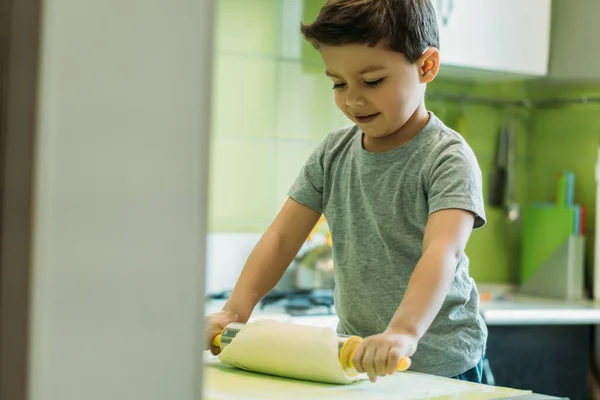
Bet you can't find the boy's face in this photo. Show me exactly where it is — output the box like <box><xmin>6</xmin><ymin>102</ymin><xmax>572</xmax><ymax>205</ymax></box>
<box><xmin>319</xmin><ymin>42</ymin><xmax>438</xmax><ymax>140</ymax></box>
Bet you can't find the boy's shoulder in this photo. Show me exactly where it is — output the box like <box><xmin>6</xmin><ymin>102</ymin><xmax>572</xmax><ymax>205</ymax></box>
<box><xmin>324</xmin><ymin>123</ymin><xmax>361</xmax><ymax>145</ymax></box>
<box><xmin>425</xmin><ymin>113</ymin><xmax>468</xmax><ymax>146</ymax></box>
<box><xmin>315</xmin><ymin>123</ymin><xmax>361</xmax><ymax>158</ymax></box>
<box><xmin>423</xmin><ymin>114</ymin><xmax>478</xmax><ymax>160</ymax></box>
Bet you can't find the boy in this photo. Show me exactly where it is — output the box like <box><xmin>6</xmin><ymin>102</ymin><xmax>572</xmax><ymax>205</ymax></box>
<box><xmin>206</xmin><ymin>0</ymin><xmax>487</xmax><ymax>384</ymax></box>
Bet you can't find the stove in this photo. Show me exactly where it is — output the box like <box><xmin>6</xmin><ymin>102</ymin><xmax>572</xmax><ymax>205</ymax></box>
<box><xmin>259</xmin><ymin>289</ymin><xmax>335</xmax><ymax>316</ymax></box>
<box><xmin>207</xmin><ymin>289</ymin><xmax>335</xmax><ymax>316</ymax></box>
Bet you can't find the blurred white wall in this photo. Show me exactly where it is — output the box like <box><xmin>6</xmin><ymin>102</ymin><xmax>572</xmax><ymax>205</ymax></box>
<box><xmin>29</xmin><ymin>1</ymin><xmax>214</xmax><ymax>399</ymax></box>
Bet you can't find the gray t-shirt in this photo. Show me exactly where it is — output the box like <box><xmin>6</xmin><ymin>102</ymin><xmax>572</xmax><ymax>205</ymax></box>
<box><xmin>288</xmin><ymin>112</ymin><xmax>488</xmax><ymax>377</ymax></box>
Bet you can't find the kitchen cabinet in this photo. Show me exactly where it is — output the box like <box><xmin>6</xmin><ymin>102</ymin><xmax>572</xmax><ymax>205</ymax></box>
<box><xmin>546</xmin><ymin>0</ymin><xmax>600</xmax><ymax>82</ymax></box>
<box><xmin>300</xmin><ymin>0</ymin><xmax>552</xmax><ymax>79</ymax></box>
<box><xmin>433</xmin><ymin>0</ymin><xmax>551</xmax><ymax>78</ymax></box>
<box><xmin>479</xmin><ymin>285</ymin><xmax>600</xmax><ymax>400</ymax></box>
<box><xmin>486</xmin><ymin>324</ymin><xmax>591</xmax><ymax>400</ymax></box>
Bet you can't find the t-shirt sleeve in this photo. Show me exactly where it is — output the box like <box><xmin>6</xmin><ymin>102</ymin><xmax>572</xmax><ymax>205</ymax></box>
<box><xmin>287</xmin><ymin>136</ymin><xmax>328</xmax><ymax>213</ymax></box>
<box><xmin>427</xmin><ymin>142</ymin><xmax>486</xmax><ymax>229</ymax></box>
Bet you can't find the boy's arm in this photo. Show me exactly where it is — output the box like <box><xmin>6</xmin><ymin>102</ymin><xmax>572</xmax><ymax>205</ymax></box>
<box><xmin>352</xmin><ymin>207</ymin><xmax>475</xmax><ymax>381</ymax></box>
<box><xmin>387</xmin><ymin>208</ymin><xmax>475</xmax><ymax>339</ymax></box>
<box><xmin>221</xmin><ymin>198</ymin><xmax>321</xmax><ymax>322</ymax></box>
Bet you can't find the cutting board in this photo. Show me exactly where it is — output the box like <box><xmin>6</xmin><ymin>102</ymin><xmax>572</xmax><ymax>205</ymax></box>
<box><xmin>520</xmin><ymin>204</ymin><xmax>575</xmax><ymax>283</ymax></box>
<box><xmin>203</xmin><ymin>357</ymin><xmax>531</xmax><ymax>400</ymax></box>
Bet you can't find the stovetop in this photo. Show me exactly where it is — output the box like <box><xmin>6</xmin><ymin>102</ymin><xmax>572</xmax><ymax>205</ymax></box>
<box><xmin>207</xmin><ymin>289</ymin><xmax>335</xmax><ymax>316</ymax></box>
<box><xmin>260</xmin><ymin>289</ymin><xmax>335</xmax><ymax>316</ymax></box>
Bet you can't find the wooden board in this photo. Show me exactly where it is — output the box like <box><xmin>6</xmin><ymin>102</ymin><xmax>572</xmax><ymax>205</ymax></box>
<box><xmin>203</xmin><ymin>358</ymin><xmax>532</xmax><ymax>400</ymax></box>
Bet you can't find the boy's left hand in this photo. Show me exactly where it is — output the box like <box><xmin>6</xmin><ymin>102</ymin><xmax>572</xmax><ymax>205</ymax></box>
<box><xmin>351</xmin><ymin>329</ymin><xmax>418</xmax><ymax>383</ymax></box>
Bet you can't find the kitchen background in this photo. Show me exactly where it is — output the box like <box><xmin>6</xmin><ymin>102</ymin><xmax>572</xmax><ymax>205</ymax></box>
<box><xmin>2</xmin><ymin>0</ymin><xmax>599</xmax><ymax>399</ymax></box>
<box><xmin>205</xmin><ymin>0</ymin><xmax>600</xmax><ymax>293</ymax></box>
<box><xmin>204</xmin><ymin>1</ymin><xmax>600</xmax><ymax>398</ymax></box>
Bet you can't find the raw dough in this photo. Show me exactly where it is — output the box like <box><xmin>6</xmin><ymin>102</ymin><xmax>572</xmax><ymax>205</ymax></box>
<box><xmin>217</xmin><ymin>319</ymin><xmax>364</xmax><ymax>384</ymax></box>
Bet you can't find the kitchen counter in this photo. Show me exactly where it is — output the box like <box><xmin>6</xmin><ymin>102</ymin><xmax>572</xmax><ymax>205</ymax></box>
<box><xmin>203</xmin><ymin>355</ymin><xmax>537</xmax><ymax>400</ymax></box>
<box><xmin>476</xmin><ymin>285</ymin><xmax>596</xmax><ymax>399</ymax></box>
<box><xmin>205</xmin><ymin>299</ymin><xmax>340</xmax><ymax>330</ymax></box>
<box><xmin>204</xmin><ymin>288</ymin><xmax>593</xmax><ymax>399</ymax></box>
<box><xmin>480</xmin><ymin>295</ymin><xmax>600</xmax><ymax>325</ymax></box>
<box><xmin>478</xmin><ymin>284</ymin><xmax>600</xmax><ymax>325</ymax></box>
<box><xmin>205</xmin><ymin>299</ymin><xmax>293</xmax><ymax>323</ymax></box>
<box><xmin>205</xmin><ymin>286</ymin><xmax>600</xmax><ymax>328</ymax></box>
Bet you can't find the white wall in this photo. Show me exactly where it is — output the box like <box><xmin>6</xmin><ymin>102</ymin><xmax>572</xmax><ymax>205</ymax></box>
<box><xmin>205</xmin><ymin>233</ymin><xmax>261</xmax><ymax>294</ymax></box>
<box><xmin>29</xmin><ymin>1</ymin><xmax>214</xmax><ymax>399</ymax></box>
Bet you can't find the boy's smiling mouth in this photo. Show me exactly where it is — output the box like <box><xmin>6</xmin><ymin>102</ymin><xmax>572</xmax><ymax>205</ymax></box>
<box><xmin>354</xmin><ymin>113</ymin><xmax>380</xmax><ymax>124</ymax></box>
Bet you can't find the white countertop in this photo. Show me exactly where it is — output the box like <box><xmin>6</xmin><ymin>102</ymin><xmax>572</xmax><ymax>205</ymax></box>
<box><xmin>205</xmin><ymin>299</ymin><xmax>340</xmax><ymax>330</ymax></box>
<box><xmin>205</xmin><ymin>300</ymin><xmax>292</xmax><ymax>323</ymax></box>
<box><xmin>205</xmin><ymin>285</ymin><xmax>600</xmax><ymax>328</ymax></box>
<box><xmin>478</xmin><ymin>284</ymin><xmax>600</xmax><ymax>325</ymax></box>
<box><xmin>204</xmin><ymin>357</ymin><xmax>534</xmax><ymax>400</ymax></box>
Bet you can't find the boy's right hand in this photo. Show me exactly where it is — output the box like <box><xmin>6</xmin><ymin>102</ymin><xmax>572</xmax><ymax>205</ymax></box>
<box><xmin>205</xmin><ymin>310</ymin><xmax>238</xmax><ymax>355</ymax></box>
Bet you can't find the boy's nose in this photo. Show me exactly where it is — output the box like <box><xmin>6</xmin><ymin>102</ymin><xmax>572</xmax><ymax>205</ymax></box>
<box><xmin>345</xmin><ymin>88</ymin><xmax>365</xmax><ymax>107</ymax></box>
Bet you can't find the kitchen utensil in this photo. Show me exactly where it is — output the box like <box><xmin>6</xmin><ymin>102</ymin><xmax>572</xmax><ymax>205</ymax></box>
<box><xmin>520</xmin><ymin>204</ymin><xmax>574</xmax><ymax>282</ymax></box>
<box><xmin>505</xmin><ymin>125</ymin><xmax>520</xmax><ymax>223</ymax></box>
<box><xmin>212</xmin><ymin>322</ymin><xmax>411</xmax><ymax>377</ymax></box>
<box><xmin>488</xmin><ymin>126</ymin><xmax>508</xmax><ymax>208</ymax></box>
<box><xmin>294</xmin><ymin>244</ymin><xmax>335</xmax><ymax>290</ymax></box>
<box><xmin>293</xmin><ymin>216</ymin><xmax>335</xmax><ymax>290</ymax></box>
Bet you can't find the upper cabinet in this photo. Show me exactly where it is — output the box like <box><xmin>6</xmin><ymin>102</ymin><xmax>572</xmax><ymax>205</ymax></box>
<box><xmin>546</xmin><ymin>0</ymin><xmax>600</xmax><ymax>82</ymax></box>
<box><xmin>300</xmin><ymin>0</ymin><xmax>553</xmax><ymax>80</ymax></box>
<box><xmin>432</xmin><ymin>0</ymin><xmax>552</xmax><ymax>78</ymax></box>
<box><xmin>217</xmin><ymin>0</ymin><xmax>600</xmax><ymax>83</ymax></box>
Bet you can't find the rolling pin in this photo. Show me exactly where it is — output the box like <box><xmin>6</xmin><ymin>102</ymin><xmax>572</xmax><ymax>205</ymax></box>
<box><xmin>212</xmin><ymin>322</ymin><xmax>412</xmax><ymax>376</ymax></box>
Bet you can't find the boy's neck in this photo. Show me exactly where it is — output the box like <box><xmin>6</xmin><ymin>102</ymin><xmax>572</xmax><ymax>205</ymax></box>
<box><xmin>362</xmin><ymin>104</ymin><xmax>430</xmax><ymax>153</ymax></box>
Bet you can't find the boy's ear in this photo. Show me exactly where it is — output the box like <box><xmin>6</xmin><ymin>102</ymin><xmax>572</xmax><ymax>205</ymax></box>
<box><xmin>418</xmin><ymin>47</ymin><xmax>440</xmax><ymax>83</ymax></box>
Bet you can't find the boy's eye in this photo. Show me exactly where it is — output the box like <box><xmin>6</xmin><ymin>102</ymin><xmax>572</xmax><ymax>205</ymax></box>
<box><xmin>332</xmin><ymin>82</ymin><xmax>346</xmax><ymax>90</ymax></box>
<box><xmin>366</xmin><ymin>78</ymin><xmax>385</xmax><ymax>87</ymax></box>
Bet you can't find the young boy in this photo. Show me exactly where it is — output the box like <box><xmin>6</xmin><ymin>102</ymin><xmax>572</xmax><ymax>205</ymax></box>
<box><xmin>206</xmin><ymin>0</ymin><xmax>487</xmax><ymax>384</ymax></box>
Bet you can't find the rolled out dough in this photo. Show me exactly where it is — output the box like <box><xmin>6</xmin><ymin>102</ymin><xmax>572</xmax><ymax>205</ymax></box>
<box><xmin>218</xmin><ymin>319</ymin><xmax>364</xmax><ymax>384</ymax></box>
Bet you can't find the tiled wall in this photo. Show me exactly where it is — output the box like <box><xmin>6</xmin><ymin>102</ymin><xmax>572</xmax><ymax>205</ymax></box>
<box><xmin>207</xmin><ymin>0</ymin><xmax>600</xmax><ymax>288</ymax></box>
<box><xmin>426</xmin><ymin>81</ymin><xmax>531</xmax><ymax>283</ymax></box>
<box><xmin>526</xmin><ymin>83</ymin><xmax>600</xmax><ymax>266</ymax></box>
<box><xmin>209</xmin><ymin>0</ymin><xmax>348</xmax><ymax>233</ymax></box>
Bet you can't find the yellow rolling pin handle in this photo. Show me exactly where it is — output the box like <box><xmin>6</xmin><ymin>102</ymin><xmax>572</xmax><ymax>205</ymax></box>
<box><xmin>211</xmin><ymin>333</ymin><xmax>222</xmax><ymax>349</ymax></box>
<box><xmin>210</xmin><ymin>322</ymin><xmax>245</xmax><ymax>351</ymax></box>
<box><xmin>339</xmin><ymin>336</ymin><xmax>411</xmax><ymax>376</ymax></box>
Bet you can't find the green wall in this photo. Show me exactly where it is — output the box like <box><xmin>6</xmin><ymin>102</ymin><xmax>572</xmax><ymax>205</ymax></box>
<box><xmin>526</xmin><ymin>83</ymin><xmax>600</xmax><ymax>269</ymax></box>
<box><xmin>208</xmin><ymin>0</ymin><xmax>600</xmax><ymax>284</ymax></box>
<box><xmin>426</xmin><ymin>81</ymin><xmax>530</xmax><ymax>283</ymax></box>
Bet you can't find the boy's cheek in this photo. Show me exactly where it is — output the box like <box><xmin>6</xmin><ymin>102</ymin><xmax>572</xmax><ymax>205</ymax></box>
<box><xmin>334</xmin><ymin>96</ymin><xmax>346</xmax><ymax>112</ymax></box>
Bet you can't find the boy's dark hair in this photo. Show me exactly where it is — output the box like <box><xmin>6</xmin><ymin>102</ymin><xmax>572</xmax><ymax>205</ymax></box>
<box><xmin>300</xmin><ymin>0</ymin><xmax>439</xmax><ymax>63</ymax></box>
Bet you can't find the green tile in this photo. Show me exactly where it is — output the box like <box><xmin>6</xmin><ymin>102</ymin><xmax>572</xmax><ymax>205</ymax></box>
<box><xmin>469</xmin><ymin>196</ymin><xmax>524</xmax><ymax>282</ymax></box>
<box><xmin>276</xmin><ymin>61</ymin><xmax>349</xmax><ymax>141</ymax></box>
<box><xmin>528</xmin><ymin>105</ymin><xmax>600</xmax><ymax>204</ymax></box>
<box><xmin>526</xmin><ymin>82</ymin><xmax>600</xmax><ymax>100</ymax></box>
<box><xmin>278</xmin><ymin>1</ymin><xmax>307</xmax><ymax>60</ymax></box>
<box><xmin>212</xmin><ymin>54</ymin><xmax>277</xmax><ymax>139</ymax></box>
<box><xmin>525</xmin><ymin>87</ymin><xmax>600</xmax><ymax>273</ymax></box>
<box><xmin>274</xmin><ymin>141</ymin><xmax>319</xmax><ymax>210</ymax></box>
<box><xmin>528</xmin><ymin>104</ymin><xmax>600</xmax><ymax>237</ymax></box>
<box><xmin>300</xmin><ymin>0</ymin><xmax>326</xmax><ymax>64</ymax></box>
<box><xmin>208</xmin><ymin>137</ymin><xmax>278</xmax><ymax>232</ymax></box>
<box><xmin>214</xmin><ymin>0</ymin><xmax>279</xmax><ymax>56</ymax></box>
<box><xmin>460</xmin><ymin>105</ymin><xmax>502</xmax><ymax>163</ymax></box>
<box><xmin>209</xmin><ymin>1</ymin><xmax>600</xmax><ymax>282</ymax></box>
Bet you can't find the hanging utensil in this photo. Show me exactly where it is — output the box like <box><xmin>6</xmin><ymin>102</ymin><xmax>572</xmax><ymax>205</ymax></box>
<box><xmin>505</xmin><ymin>125</ymin><xmax>520</xmax><ymax>223</ymax></box>
<box><xmin>488</xmin><ymin>126</ymin><xmax>508</xmax><ymax>208</ymax></box>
